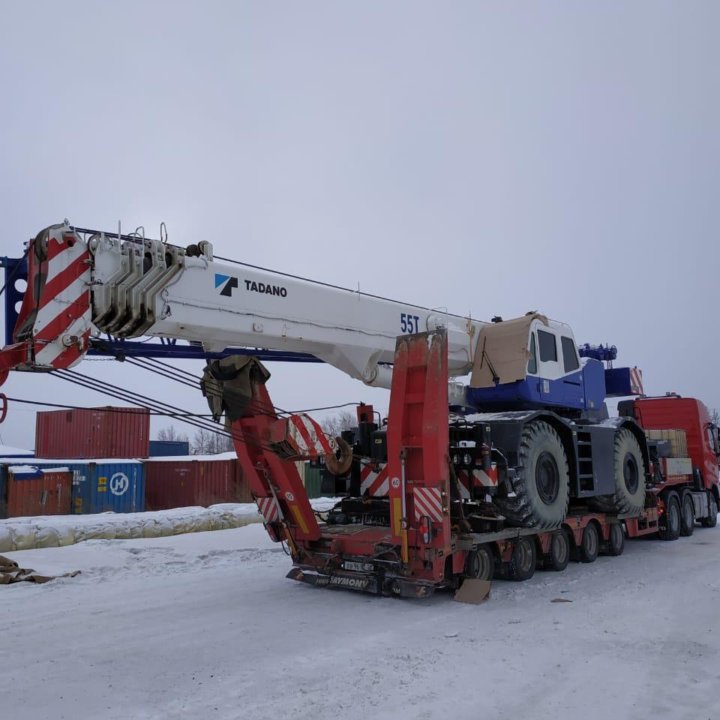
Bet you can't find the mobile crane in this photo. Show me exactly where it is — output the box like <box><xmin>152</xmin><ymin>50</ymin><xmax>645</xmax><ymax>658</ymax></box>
<box><xmin>0</xmin><ymin>222</ymin><xmax>718</xmax><ymax>597</ymax></box>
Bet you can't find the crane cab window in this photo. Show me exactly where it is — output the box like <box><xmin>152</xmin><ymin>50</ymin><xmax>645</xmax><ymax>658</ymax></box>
<box><xmin>561</xmin><ymin>336</ymin><xmax>580</xmax><ymax>372</ymax></box>
<box><xmin>528</xmin><ymin>333</ymin><xmax>538</xmax><ymax>374</ymax></box>
<box><xmin>537</xmin><ymin>330</ymin><xmax>557</xmax><ymax>363</ymax></box>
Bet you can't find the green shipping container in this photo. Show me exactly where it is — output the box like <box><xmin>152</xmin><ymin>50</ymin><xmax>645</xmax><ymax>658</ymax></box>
<box><xmin>303</xmin><ymin>464</ymin><xmax>324</xmax><ymax>499</ymax></box>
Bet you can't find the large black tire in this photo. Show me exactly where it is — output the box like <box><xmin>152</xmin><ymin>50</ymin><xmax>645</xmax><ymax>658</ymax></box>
<box><xmin>680</xmin><ymin>492</ymin><xmax>695</xmax><ymax>537</ymax></box>
<box><xmin>579</xmin><ymin>522</ymin><xmax>599</xmax><ymax>563</ymax></box>
<box><xmin>607</xmin><ymin>523</ymin><xmax>625</xmax><ymax>556</ymax></box>
<box><xmin>547</xmin><ymin>529</ymin><xmax>570</xmax><ymax>572</ymax></box>
<box><xmin>507</xmin><ymin>537</ymin><xmax>536</xmax><ymax>581</ymax></box>
<box><xmin>465</xmin><ymin>544</ymin><xmax>494</xmax><ymax>581</ymax></box>
<box><xmin>658</xmin><ymin>491</ymin><xmax>681</xmax><ymax>541</ymax></box>
<box><xmin>494</xmin><ymin>421</ymin><xmax>570</xmax><ymax>529</ymax></box>
<box><xmin>700</xmin><ymin>492</ymin><xmax>718</xmax><ymax>528</ymax></box>
<box><xmin>607</xmin><ymin>429</ymin><xmax>646</xmax><ymax>514</ymax></box>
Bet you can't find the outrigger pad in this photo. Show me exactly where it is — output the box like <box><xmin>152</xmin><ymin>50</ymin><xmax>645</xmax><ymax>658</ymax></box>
<box><xmin>454</xmin><ymin>579</ymin><xmax>491</xmax><ymax>604</ymax></box>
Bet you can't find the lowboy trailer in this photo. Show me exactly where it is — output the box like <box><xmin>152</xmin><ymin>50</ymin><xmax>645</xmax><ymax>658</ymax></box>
<box><xmin>278</xmin><ymin>333</ymin><xmax>719</xmax><ymax>597</ymax></box>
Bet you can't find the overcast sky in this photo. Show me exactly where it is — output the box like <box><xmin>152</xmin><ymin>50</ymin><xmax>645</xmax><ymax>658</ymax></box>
<box><xmin>0</xmin><ymin>1</ymin><xmax>718</xmax><ymax>449</ymax></box>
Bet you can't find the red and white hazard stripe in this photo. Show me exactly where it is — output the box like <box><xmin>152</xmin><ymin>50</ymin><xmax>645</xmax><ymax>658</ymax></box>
<box><xmin>33</xmin><ymin>229</ymin><xmax>92</xmax><ymax>369</ymax></box>
<box><xmin>285</xmin><ymin>415</ymin><xmax>335</xmax><ymax>458</ymax></box>
<box><xmin>456</xmin><ymin>471</ymin><xmax>472</xmax><ymax>499</ymax></box>
<box><xmin>630</xmin><ymin>367</ymin><xmax>643</xmax><ymax>396</ymax></box>
<box><xmin>457</xmin><ymin>467</ymin><xmax>498</xmax><ymax>496</ymax></box>
<box><xmin>360</xmin><ymin>460</ymin><xmax>389</xmax><ymax>497</ymax></box>
<box><xmin>256</xmin><ymin>496</ymin><xmax>280</xmax><ymax>524</ymax></box>
<box><xmin>413</xmin><ymin>487</ymin><xmax>444</xmax><ymax>523</ymax></box>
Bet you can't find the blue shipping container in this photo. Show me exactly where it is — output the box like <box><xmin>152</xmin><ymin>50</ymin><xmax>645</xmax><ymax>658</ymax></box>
<box><xmin>149</xmin><ymin>440</ymin><xmax>190</xmax><ymax>457</ymax></box>
<box><xmin>14</xmin><ymin>459</ymin><xmax>145</xmax><ymax>514</ymax></box>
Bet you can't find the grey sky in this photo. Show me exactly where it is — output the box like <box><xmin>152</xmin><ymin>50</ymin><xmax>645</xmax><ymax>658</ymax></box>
<box><xmin>1</xmin><ymin>1</ymin><xmax>718</xmax><ymax>448</ymax></box>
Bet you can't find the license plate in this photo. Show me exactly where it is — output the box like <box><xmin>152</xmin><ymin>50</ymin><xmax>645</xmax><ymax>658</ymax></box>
<box><xmin>344</xmin><ymin>560</ymin><xmax>373</xmax><ymax>573</ymax></box>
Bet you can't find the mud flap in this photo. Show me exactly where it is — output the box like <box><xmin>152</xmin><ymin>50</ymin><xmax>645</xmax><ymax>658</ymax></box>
<box><xmin>454</xmin><ymin>579</ymin><xmax>491</xmax><ymax>604</ymax></box>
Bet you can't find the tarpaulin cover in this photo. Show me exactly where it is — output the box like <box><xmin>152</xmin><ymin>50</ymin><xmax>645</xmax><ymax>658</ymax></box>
<box><xmin>0</xmin><ymin>554</ymin><xmax>80</xmax><ymax>585</ymax></box>
<box><xmin>469</xmin><ymin>313</ymin><xmax>548</xmax><ymax>389</ymax></box>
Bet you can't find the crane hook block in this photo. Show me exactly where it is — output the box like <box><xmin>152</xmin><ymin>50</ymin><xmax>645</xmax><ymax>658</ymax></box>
<box><xmin>325</xmin><ymin>436</ymin><xmax>353</xmax><ymax>476</ymax></box>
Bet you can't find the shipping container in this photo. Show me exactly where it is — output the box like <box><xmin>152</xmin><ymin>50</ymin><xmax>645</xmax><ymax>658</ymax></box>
<box><xmin>0</xmin><ymin>465</ymin><xmax>72</xmax><ymax>518</ymax></box>
<box><xmin>144</xmin><ymin>453</ymin><xmax>251</xmax><ymax>510</ymax></box>
<box><xmin>149</xmin><ymin>440</ymin><xmax>190</xmax><ymax>457</ymax></box>
<box><xmin>35</xmin><ymin>407</ymin><xmax>150</xmax><ymax>459</ymax></box>
<box><xmin>303</xmin><ymin>463</ymin><xmax>324</xmax><ymax>499</ymax></box>
<box><xmin>8</xmin><ymin>459</ymin><xmax>146</xmax><ymax>514</ymax></box>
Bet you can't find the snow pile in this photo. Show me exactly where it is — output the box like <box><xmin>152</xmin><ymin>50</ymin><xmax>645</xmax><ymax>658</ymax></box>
<box><xmin>0</xmin><ymin>497</ymin><xmax>339</xmax><ymax>552</ymax></box>
<box><xmin>146</xmin><ymin>451</ymin><xmax>238</xmax><ymax>462</ymax></box>
<box><xmin>7</xmin><ymin>465</ymin><xmax>42</xmax><ymax>474</ymax></box>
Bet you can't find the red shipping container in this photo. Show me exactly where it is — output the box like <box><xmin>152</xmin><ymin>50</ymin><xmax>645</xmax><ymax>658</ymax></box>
<box><xmin>6</xmin><ymin>466</ymin><xmax>72</xmax><ymax>517</ymax></box>
<box><xmin>144</xmin><ymin>455</ymin><xmax>252</xmax><ymax>510</ymax></box>
<box><xmin>35</xmin><ymin>406</ymin><xmax>150</xmax><ymax>459</ymax></box>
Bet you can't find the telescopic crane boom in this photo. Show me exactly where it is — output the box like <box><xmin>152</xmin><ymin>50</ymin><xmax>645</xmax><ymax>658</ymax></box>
<box><xmin>0</xmin><ymin>222</ymin><xmax>484</xmax><ymax>388</ymax></box>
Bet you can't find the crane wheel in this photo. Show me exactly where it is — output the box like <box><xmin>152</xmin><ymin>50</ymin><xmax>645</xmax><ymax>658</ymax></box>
<box><xmin>592</xmin><ymin>429</ymin><xmax>646</xmax><ymax>515</ymax></box>
<box><xmin>507</xmin><ymin>537</ymin><xmax>536</xmax><ymax>581</ymax></box>
<box><xmin>700</xmin><ymin>492</ymin><xmax>718</xmax><ymax>528</ymax></box>
<box><xmin>658</xmin><ymin>491</ymin><xmax>681</xmax><ymax>541</ymax></box>
<box><xmin>680</xmin><ymin>493</ymin><xmax>695</xmax><ymax>537</ymax></box>
<box><xmin>324</xmin><ymin>436</ymin><xmax>353</xmax><ymax>475</ymax></box>
<box><xmin>494</xmin><ymin>421</ymin><xmax>570</xmax><ymax>529</ymax></box>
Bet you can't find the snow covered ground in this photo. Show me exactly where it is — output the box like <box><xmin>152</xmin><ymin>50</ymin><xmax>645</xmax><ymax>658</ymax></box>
<box><xmin>1</xmin><ymin>520</ymin><xmax>719</xmax><ymax>720</ymax></box>
<box><xmin>0</xmin><ymin>498</ymin><xmax>338</xmax><ymax>551</ymax></box>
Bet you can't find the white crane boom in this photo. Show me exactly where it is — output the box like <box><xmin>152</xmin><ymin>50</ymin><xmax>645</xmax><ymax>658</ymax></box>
<box><xmin>5</xmin><ymin>223</ymin><xmax>485</xmax><ymax>386</ymax></box>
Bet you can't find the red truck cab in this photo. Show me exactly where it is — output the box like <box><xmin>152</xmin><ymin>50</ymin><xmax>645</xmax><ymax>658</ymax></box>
<box><xmin>631</xmin><ymin>396</ymin><xmax>720</xmax><ymax>498</ymax></box>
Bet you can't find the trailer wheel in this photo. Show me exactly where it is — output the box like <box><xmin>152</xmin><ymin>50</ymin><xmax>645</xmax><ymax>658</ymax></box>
<box><xmin>607</xmin><ymin>523</ymin><xmax>624</xmax><ymax>556</ymax></box>
<box><xmin>700</xmin><ymin>492</ymin><xmax>718</xmax><ymax>528</ymax></box>
<box><xmin>465</xmin><ymin>545</ymin><xmax>494</xmax><ymax>582</ymax></box>
<box><xmin>680</xmin><ymin>493</ymin><xmax>695</xmax><ymax>537</ymax></box>
<box><xmin>602</xmin><ymin>429</ymin><xmax>646</xmax><ymax>515</ymax></box>
<box><xmin>579</xmin><ymin>522</ymin><xmax>599</xmax><ymax>563</ymax></box>
<box><xmin>494</xmin><ymin>421</ymin><xmax>570</xmax><ymax>529</ymax></box>
<box><xmin>508</xmin><ymin>537</ymin><xmax>536</xmax><ymax>581</ymax></box>
<box><xmin>658</xmin><ymin>492</ymin><xmax>681</xmax><ymax>541</ymax></box>
<box><xmin>547</xmin><ymin>529</ymin><xmax>570</xmax><ymax>572</ymax></box>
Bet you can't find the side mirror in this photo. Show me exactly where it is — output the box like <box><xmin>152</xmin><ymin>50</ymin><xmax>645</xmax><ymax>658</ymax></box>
<box><xmin>710</xmin><ymin>424</ymin><xmax>720</xmax><ymax>458</ymax></box>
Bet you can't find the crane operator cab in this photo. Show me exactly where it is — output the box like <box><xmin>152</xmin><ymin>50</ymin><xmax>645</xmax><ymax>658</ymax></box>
<box><xmin>464</xmin><ymin>313</ymin><xmax>607</xmax><ymax>415</ymax></box>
